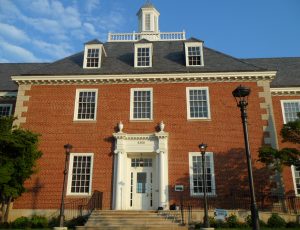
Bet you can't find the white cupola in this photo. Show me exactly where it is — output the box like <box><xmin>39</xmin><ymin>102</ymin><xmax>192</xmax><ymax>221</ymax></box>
<box><xmin>137</xmin><ymin>1</ymin><xmax>160</xmax><ymax>33</ymax></box>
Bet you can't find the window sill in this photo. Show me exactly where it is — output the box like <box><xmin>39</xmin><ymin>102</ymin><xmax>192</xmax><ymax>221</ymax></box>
<box><xmin>190</xmin><ymin>193</ymin><xmax>217</xmax><ymax>197</ymax></box>
<box><xmin>187</xmin><ymin>118</ymin><xmax>211</xmax><ymax>122</ymax></box>
<box><xmin>66</xmin><ymin>193</ymin><xmax>92</xmax><ymax>197</ymax></box>
<box><xmin>130</xmin><ymin>119</ymin><xmax>154</xmax><ymax>122</ymax></box>
<box><xmin>73</xmin><ymin>120</ymin><xmax>97</xmax><ymax>123</ymax></box>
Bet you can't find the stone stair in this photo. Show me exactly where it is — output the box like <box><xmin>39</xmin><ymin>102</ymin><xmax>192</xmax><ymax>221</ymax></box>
<box><xmin>76</xmin><ymin>210</ymin><xmax>189</xmax><ymax>230</ymax></box>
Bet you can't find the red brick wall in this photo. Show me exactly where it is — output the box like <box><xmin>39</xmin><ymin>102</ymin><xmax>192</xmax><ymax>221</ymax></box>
<box><xmin>13</xmin><ymin>82</ymin><xmax>270</xmax><ymax>209</ymax></box>
<box><xmin>272</xmin><ymin>95</ymin><xmax>300</xmax><ymax>195</ymax></box>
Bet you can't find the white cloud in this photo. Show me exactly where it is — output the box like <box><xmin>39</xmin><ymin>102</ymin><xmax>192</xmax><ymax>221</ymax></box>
<box><xmin>83</xmin><ymin>23</ymin><xmax>99</xmax><ymax>36</ymax></box>
<box><xmin>85</xmin><ymin>0</ymin><xmax>100</xmax><ymax>13</ymax></box>
<box><xmin>32</xmin><ymin>40</ymin><xmax>73</xmax><ymax>59</ymax></box>
<box><xmin>0</xmin><ymin>40</ymin><xmax>40</xmax><ymax>62</ymax></box>
<box><xmin>0</xmin><ymin>23</ymin><xmax>30</xmax><ymax>43</ymax></box>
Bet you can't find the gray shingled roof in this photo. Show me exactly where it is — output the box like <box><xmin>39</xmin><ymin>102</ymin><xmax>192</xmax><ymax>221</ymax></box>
<box><xmin>243</xmin><ymin>58</ymin><xmax>300</xmax><ymax>87</ymax></box>
<box><xmin>25</xmin><ymin>41</ymin><xmax>264</xmax><ymax>76</ymax></box>
<box><xmin>0</xmin><ymin>63</ymin><xmax>48</xmax><ymax>91</ymax></box>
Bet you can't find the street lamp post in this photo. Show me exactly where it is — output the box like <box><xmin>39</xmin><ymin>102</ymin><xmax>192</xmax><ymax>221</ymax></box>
<box><xmin>232</xmin><ymin>85</ymin><xmax>260</xmax><ymax>230</ymax></box>
<box><xmin>199</xmin><ymin>143</ymin><xmax>210</xmax><ymax>228</ymax></box>
<box><xmin>59</xmin><ymin>144</ymin><xmax>73</xmax><ymax>228</ymax></box>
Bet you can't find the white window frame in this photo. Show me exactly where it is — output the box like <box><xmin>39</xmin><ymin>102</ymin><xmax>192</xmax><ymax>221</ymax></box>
<box><xmin>291</xmin><ymin>165</ymin><xmax>300</xmax><ymax>196</ymax></box>
<box><xmin>67</xmin><ymin>153</ymin><xmax>94</xmax><ymax>196</ymax></box>
<box><xmin>83</xmin><ymin>44</ymin><xmax>102</xmax><ymax>69</ymax></box>
<box><xmin>185</xmin><ymin>42</ymin><xmax>204</xmax><ymax>67</ymax></box>
<box><xmin>73</xmin><ymin>89</ymin><xmax>98</xmax><ymax>121</ymax></box>
<box><xmin>189</xmin><ymin>152</ymin><xmax>216</xmax><ymax>196</ymax></box>
<box><xmin>186</xmin><ymin>87</ymin><xmax>211</xmax><ymax>120</ymax></box>
<box><xmin>134</xmin><ymin>43</ymin><xmax>153</xmax><ymax>68</ymax></box>
<box><xmin>281</xmin><ymin>100</ymin><xmax>300</xmax><ymax>124</ymax></box>
<box><xmin>0</xmin><ymin>104</ymin><xmax>13</xmax><ymax>116</ymax></box>
<box><xmin>130</xmin><ymin>88</ymin><xmax>153</xmax><ymax>121</ymax></box>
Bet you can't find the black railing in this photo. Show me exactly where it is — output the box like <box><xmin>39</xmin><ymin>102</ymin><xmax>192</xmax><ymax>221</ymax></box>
<box><xmin>64</xmin><ymin>190</ymin><xmax>103</xmax><ymax>219</ymax></box>
<box><xmin>172</xmin><ymin>190</ymin><xmax>300</xmax><ymax>215</ymax></box>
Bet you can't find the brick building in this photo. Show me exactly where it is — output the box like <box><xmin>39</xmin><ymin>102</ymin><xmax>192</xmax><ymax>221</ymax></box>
<box><xmin>0</xmin><ymin>2</ymin><xmax>299</xmax><ymax>218</ymax></box>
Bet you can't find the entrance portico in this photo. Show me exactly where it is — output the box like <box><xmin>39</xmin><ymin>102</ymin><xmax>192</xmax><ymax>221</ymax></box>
<box><xmin>112</xmin><ymin>124</ymin><xmax>169</xmax><ymax>210</ymax></box>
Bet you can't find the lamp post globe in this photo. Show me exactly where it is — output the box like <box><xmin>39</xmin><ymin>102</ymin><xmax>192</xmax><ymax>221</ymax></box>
<box><xmin>232</xmin><ymin>85</ymin><xmax>260</xmax><ymax>230</ymax></box>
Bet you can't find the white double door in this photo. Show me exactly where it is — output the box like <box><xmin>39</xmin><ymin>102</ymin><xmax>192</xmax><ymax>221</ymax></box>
<box><xmin>129</xmin><ymin>161</ymin><xmax>154</xmax><ymax>210</ymax></box>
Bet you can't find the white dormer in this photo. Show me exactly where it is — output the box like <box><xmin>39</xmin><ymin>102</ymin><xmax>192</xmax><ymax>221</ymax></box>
<box><xmin>137</xmin><ymin>1</ymin><xmax>160</xmax><ymax>33</ymax></box>
<box><xmin>184</xmin><ymin>38</ymin><xmax>204</xmax><ymax>67</ymax></box>
<box><xmin>83</xmin><ymin>39</ymin><xmax>104</xmax><ymax>69</ymax></box>
<box><xmin>134</xmin><ymin>39</ymin><xmax>153</xmax><ymax>68</ymax></box>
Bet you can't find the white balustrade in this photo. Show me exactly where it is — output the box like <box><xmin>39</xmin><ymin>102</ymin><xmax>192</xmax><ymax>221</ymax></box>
<box><xmin>108</xmin><ymin>31</ymin><xmax>186</xmax><ymax>42</ymax></box>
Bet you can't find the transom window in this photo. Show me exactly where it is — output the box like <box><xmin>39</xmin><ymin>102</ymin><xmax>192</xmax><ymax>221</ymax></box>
<box><xmin>134</xmin><ymin>44</ymin><xmax>152</xmax><ymax>68</ymax></box>
<box><xmin>292</xmin><ymin>165</ymin><xmax>300</xmax><ymax>196</ymax></box>
<box><xmin>130</xmin><ymin>88</ymin><xmax>153</xmax><ymax>120</ymax></box>
<box><xmin>186</xmin><ymin>87</ymin><xmax>210</xmax><ymax>119</ymax></box>
<box><xmin>74</xmin><ymin>89</ymin><xmax>98</xmax><ymax>121</ymax></box>
<box><xmin>86</xmin><ymin>48</ymin><xmax>100</xmax><ymax>67</ymax></box>
<box><xmin>67</xmin><ymin>153</ymin><xmax>93</xmax><ymax>195</ymax></box>
<box><xmin>131</xmin><ymin>158</ymin><xmax>152</xmax><ymax>167</ymax></box>
<box><xmin>0</xmin><ymin>104</ymin><xmax>12</xmax><ymax>117</ymax></box>
<box><xmin>281</xmin><ymin>100</ymin><xmax>300</xmax><ymax>123</ymax></box>
<box><xmin>189</xmin><ymin>152</ymin><xmax>215</xmax><ymax>196</ymax></box>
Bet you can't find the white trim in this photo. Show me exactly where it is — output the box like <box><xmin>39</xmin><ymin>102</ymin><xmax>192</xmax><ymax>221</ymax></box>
<box><xmin>185</xmin><ymin>42</ymin><xmax>204</xmax><ymax>67</ymax></box>
<box><xmin>130</xmin><ymin>88</ymin><xmax>153</xmax><ymax>121</ymax></box>
<box><xmin>271</xmin><ymin>87</ymin><xmax>300</xmax><ymax>96</ymax></box>
<box><xmin>189</xmin><ymin>152</ymin><xmax>216</xmax><ymax>196</ymax></box>
<box><xmin>11</xmin><ymin>71</ymin><xmax>276</xmax><ymax>85</ymax></box>
<box><xmin>280</xmin><ymin>99</ymin><xmax>300</xmax><ymax>124</ymax></box>
<box><xmin>73</xmin><ymin>89</ymin><xmax>98</xmax><ymax>121</ymax></box>
<box><xmin>291</xmin><ymin>165</ymin><xmax>300</xmax><ymax>196</ymax></box>
<box><xmin>0</xmin><ymin>104</ymin><xmax>13</xmax><ymax>116</ymax></box>
<box><xmin>134</xmin><ymin>43</ymin><xmax>153</xmax><ymax>68</ymax></box>
<box><xmin>186</xmin><ymin>87</ymin><xmax>211</xmax><ymax>120</ymax></box>
<box><xmin>67</xmin><ymin>152</ymin><xmax>94</xmax><ymax>196</ymax></box>
<box><xmin>0</xmin><ymin>92</ymin><xmax>17</xmax><ymax>97</ymax></box>
<box><xmin>83</xmin><ymin>44</ymin><xmax>103</xmax><ymax>69</ymax></box>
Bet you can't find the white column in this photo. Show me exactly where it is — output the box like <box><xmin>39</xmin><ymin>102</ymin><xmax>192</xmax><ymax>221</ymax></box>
<box><xmin>158</xmin><ymin>150</ymin><xmax>166</xmax><ymax>208</ymax></box>
<box><xmin>114</xmin><ymin>151</ymin><xmax>123</xmax><ymax>210</ymax></box>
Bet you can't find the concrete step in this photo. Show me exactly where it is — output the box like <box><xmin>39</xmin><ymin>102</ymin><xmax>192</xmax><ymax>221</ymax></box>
<box><xmin>76</xmin><ymin>210</ymin><xmax>188</xmax><ymax>230</ymax></box>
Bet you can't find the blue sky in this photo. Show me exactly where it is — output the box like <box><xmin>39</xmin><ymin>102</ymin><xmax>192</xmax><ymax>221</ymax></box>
<box><xmin>0</xmin><ymin>0</ymin><xmax>299</xmax><ymax>63</ymax></box>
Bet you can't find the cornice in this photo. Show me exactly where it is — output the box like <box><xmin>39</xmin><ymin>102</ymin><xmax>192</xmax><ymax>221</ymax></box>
<box><xmin>11</xmin><ymin>71</ymin><xmax>276</xmax><ymax>85</ymax></box>
<box><xmin>271</xmin><ymin>87</ymin><xmax>300</xmax><ymax>96</ymax></box>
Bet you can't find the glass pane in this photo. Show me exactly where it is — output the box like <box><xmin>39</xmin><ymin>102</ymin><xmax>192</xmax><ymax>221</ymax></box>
<box><xmin>137</xmin><ymin>172</ymin><xmax>146</xmax><ymax>193</ymax></box>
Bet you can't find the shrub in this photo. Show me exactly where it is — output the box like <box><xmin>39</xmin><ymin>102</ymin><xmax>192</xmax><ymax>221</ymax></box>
<box><xmin>48</xmin><ymin>216</ymin><xmax>59</xmax><ymax>227</ymax></box>
<box><xmin>267</xmin><ymin>213</ymin><xmax>286</xmax><ymax>228</ymax></box>
<box><xmin>31</xmin><ymin>215</ymin><xmax>48</xmax><ymax>228</ymax></box>
<box><xmin>12</xmin><ymin>216</ymin><xmax>31</xmax><ymax>229</ymax></box>
<box><xmin>0</xmin><ymin>222</ymin><xmax>11</xmax><ymax>229</ymax></box>
<box><xmin>226</xmin><ymin>214</ymin><xmax>239</xmax><ymax>228</ymax></box>
<box><xmin>245</xmin><ymin>214</ymin><xmax>267</xmax><ymax>228</ymax></box>
<box><xmin>286</xmin><ymin>221</ymin><xmax>300</xmax><ymax>228</ymax></box>
<box><xmin>208</xmin><ymin>216</ymin><xmax>228</xmax><ymax>228</ymax></box>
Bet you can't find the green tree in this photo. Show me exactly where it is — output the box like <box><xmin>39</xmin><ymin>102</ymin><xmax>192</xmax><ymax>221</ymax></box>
<box><xmin>0</xmin><ymin>116</ymin><xmax>42</xmax><ymax>223</ymax></box>
<box><xmin>281</xmin><ymin>113</ymin><xmax>300</xmax><ymax>144</ymax></box>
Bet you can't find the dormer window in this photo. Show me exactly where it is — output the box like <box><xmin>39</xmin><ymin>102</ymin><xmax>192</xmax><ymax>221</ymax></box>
<box><xmin>134</xmin><ymin>42</ymin><xmax>152</xmax><ymax>67</ymax></box>
<box><xmin>185</xmin><ymin>39</ymin><xmax>204</xmax><ymax>67</ymax></box>
<box><xmin>83</xmin><ymin>39</ymin><xmax>103</xmax><ymax>69</ymax></box>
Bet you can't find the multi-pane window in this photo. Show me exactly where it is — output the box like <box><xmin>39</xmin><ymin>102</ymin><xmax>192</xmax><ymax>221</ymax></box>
<box><xmin>0</xmin><ymin>104</ymin><xmax>12</xmax><ymax>117</ymax></box>
<box><xmin>131</xmin><ymin>88</ymin><xmax>152</xmax><ymax>120</ymax></box>
<box><xmin>86</xmin><ymin>48</ymin><xmax>100</xmax><ymax>68</ymax></box>
<box><xmin>145</xmin><ymin>13</ymin><xmax>151</xmax><ymax>31</ymax></box>
<box><xmin>292</xmin><ymin>165</ymin><xmax>300</xmax><ymax>195</ymax></box>
<box><xmin>281</xmin><ymin>100</ymin><xmax>300</xmax><ymax>123</ymax></box>
<box><xmin>68</xmin><ymin>153</ymin><xmax>93</xmax><ymax>195</ymax></box>
<box><xmin>74</xmin><ymin>89</ymin><xmax>98</xmax><ymax>120</ymax></box>
<box><xmin>131</xmin><ymin>158</ymin><xmax>152</xmax><ymax>167</ymax></box>
<box><xmin>188</xmin><ymin>46</ymin><xmax>202</xmax><ymax>66</ymax></box>
<box><xmin>137</xmin><ymin>47</ymin><xmax>150</xmax><ymax>67</ymax></box>
<box><xmin>189</xmin><ymin>152</ymin><xmax>215</xmax><ymax>196</ymax></box>
<box><xmin>187</xmin><ymin>87</ymin><xmax>210</xmax><ymax>119</ymax></box>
